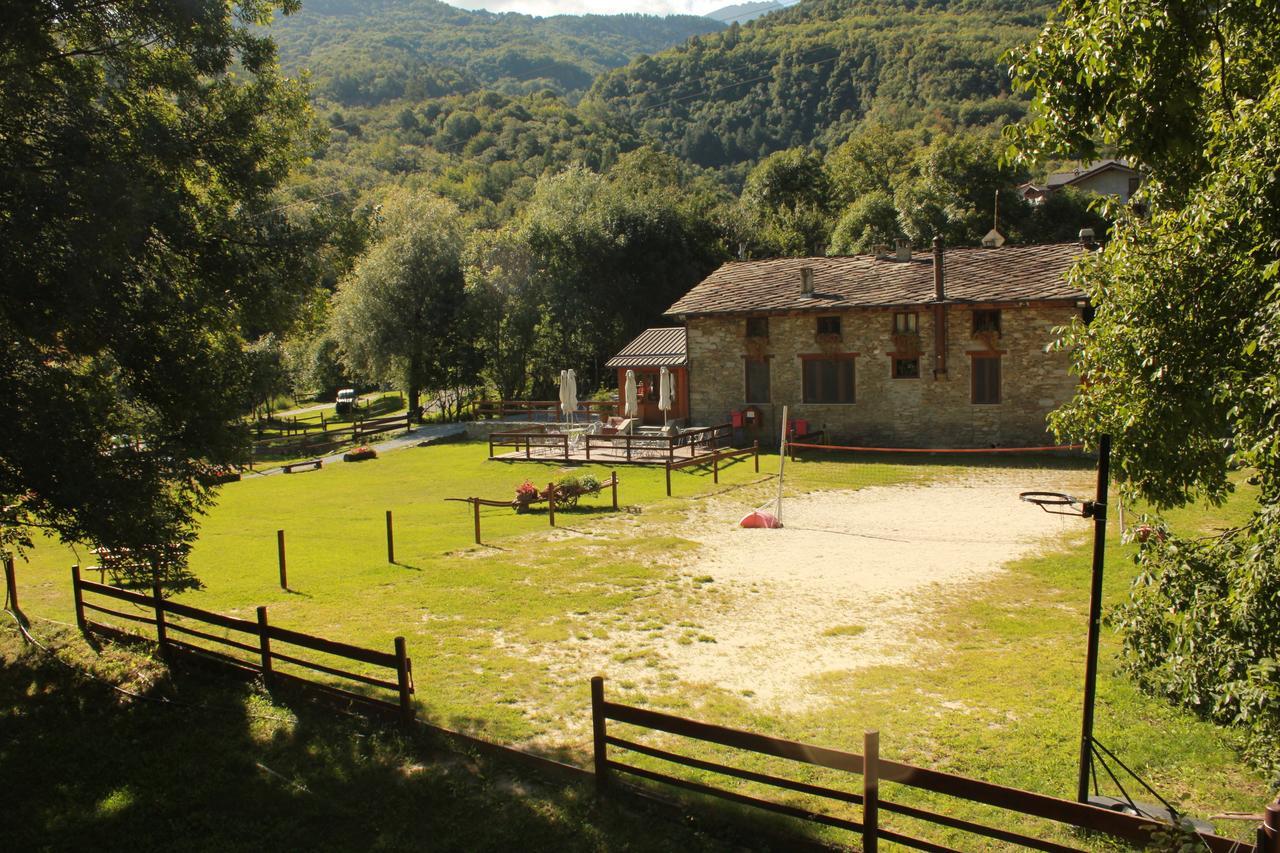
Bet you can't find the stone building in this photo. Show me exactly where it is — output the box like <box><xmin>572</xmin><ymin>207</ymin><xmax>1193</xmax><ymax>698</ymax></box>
<box><xmin>662</xmin><ymin>240</ymin><xmax>1090</xmax><ymax>447</ymax></box>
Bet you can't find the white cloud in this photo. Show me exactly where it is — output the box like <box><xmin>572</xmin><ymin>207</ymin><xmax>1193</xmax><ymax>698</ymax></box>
<box><xmin>443</xmin><ymin>1</ymin><xmax>725</xmax><ymax>17</ymax></box>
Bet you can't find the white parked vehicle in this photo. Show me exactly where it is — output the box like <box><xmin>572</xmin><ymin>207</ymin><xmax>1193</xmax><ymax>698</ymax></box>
<box><xmin>335</xmin><ymin>388</ymin><xmax>357</xmax><ymax>415</ymax></box>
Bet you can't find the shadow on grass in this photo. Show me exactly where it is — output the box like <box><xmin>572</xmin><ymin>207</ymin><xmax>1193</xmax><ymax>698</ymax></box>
<box><xmin>1</xmin><ymin>632</ymin><xmax>801</xmax><ymax>852</ymax></box>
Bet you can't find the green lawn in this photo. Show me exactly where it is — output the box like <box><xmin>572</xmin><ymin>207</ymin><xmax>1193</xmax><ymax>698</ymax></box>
<box><xmin>6</xmin><ymin>441</ymin><xmax>1273</xmax><ymax>849</ymax></box>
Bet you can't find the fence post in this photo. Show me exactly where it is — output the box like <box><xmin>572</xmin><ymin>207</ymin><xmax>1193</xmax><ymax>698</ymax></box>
<box><xmin>713</xmin><ymin>452</ymin><xmax>720</xmax><ymax>484</ymax></box>
<box><xmin>591</xmin><ymin>676</ymin><xmax>609</xmax><ymax>792</ymax></box>
<box><xmin>4</xmin><ymin>553</ymin><xmax>16</xmax><ymax>614</ymax></box>
<box><xmin>472</xmin><ymin>499</ymin><xmax>482</xmax><ymax>545</ymax></box>
<box><xmin>71</xmin><ymin>565</ymin><xmax>87</xmax><ymax>633</ymax></box>
<box><xmin>394</xmin><ymin>636</ymin><xmax>414</xmax><ymax>724</ymax></box>
<box><xmin>665</xmin><ymin>461</ymin><xmax>672</xmax><ymax>496</ymax></box>
<box><xmin>276</xmin><ymin>529</ymin><xmax>287</xmax><ymax>590</ymax></box>
<box><xmin>151</xmin><ymin>580</ymin><xmax>168</xmax><ymax>656</ymax></box>
<box><xmin>547</xmin><ymin>482</ymin><xmax>556</xmax><ymax>527</ymax></box>
<box><xmin>385</xmin><ymin>510</ymin><xmax>395</xmax><ymax>564</ymax></box>
<box><xmin>256</xmin><ymin>606</ymin><xmax>273</xmax><ymax>687</ymax></box>
<box><xmin>863</xmin><ymin>730</ymin><xmax>880</xmax><ymax>853</ymax></box>
<box><xmin>611</xmin><ymin>472</ymin><xmax>618</xmax><ymax>510</ymax></box>
<box><xmin>754</xmin><ymin>440</ymin><xmax>760</xmax><ymax>473</ymax></box>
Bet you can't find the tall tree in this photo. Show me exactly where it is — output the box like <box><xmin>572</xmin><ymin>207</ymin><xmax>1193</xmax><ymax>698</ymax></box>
<box><xmin>1010</xmin><ymin>0</ymin><xmax>1280</xmax><ymax>774</ymax></box>
<box><xmin>0</xmin><ymin>0</ymin><xmax>317</xmax><ymax>588</ymax></box>
<box><xmin>330</xmin><ymin>191</ymin><xmax>469</xmax><ymax>420</ymax></box>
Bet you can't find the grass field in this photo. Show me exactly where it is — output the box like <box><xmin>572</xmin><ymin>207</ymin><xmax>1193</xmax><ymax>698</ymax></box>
<box><xmin>5</xmin><ymin>440</ymin><xmax>1274</xmax><ymax>849</ymax></box>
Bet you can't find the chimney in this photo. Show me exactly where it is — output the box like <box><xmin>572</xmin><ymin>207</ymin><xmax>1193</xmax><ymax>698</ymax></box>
<box><xmin>1078</xmin><ymin>227</ymin><xmax>1095</xmax><ymax>247</ymax></box>
<box><xmin>799</xmin><ymin>266</ymin><xmax>814</xmax><ymax>295</ymax></box>
<box><xmin>894</xmin><ymin>238</ymin><xmax>912</xmax><ymax>262</ymax></box>
<box><xmin>871</xmin><ymin>243</ymin><xmax>890</xmax><ymax>257</ymax></box>
<box><xmin>933</xmin><ymin>235</ymin><xmax>945</xmax><ymax>301</ymax></box>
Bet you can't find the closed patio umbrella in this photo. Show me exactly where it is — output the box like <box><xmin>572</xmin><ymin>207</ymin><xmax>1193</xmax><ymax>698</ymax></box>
<box><xmin>557</xmin><ymin>370</ymin><xmax>569</xmax><ymax>424</ymax></box>
<box><xmin>624</xmin><ymin>370</ymin><xmax>638</xmax><ymax>419</ymax></box>
<box><xmin>658</xmin><ymin>366</ymin><xmax>673</xmax><ymax>427</ymax></box>
<box><xmin>563</xmin><ymin>368</ymin><xmax>578</xmax><ymax>424</ymax></box>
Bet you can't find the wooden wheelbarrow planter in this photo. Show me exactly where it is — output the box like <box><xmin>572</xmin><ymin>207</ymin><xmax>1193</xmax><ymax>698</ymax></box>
<box><xmin>446</xmin><ymin>472</ymin><xmax>619</xmax><ymax>545</ymax></box>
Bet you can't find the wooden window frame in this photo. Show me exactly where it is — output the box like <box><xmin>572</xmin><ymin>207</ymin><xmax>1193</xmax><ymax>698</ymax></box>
<box><xmin>816</xmin><ymin>315</ymin><xmax>842</xmax><ymax>336</ymax></box>
<box><xmin>799</xmin><ymin>352</ymin><xmax>857</xmax><ymax>404</ymax></box>
<box><xmin>892</xmin><ymin>311</ymin><xmax>918</xmax><ymax>335</ymax></box>
<box><xmin>972</xmin><ymin>309</ymin><xmax>1002</xmax><ymax>336</ymax></box>
<box><xmin>890</xmin><ymin>355</ymin><xmax>920</xmax><ymax>379</ymax></box>
<box><xmin>744</xmin><ymin>357</ymin><xmax>771</xmax><ymax>404</ymax></box>
<box><xmin>970</xmin><ymin>353</ymin><xmax>1002</xmax><ymax>404</ymax></box>
<box><xmin>745</xmin><ymin>317</ymin><xmax>769</xmax><ymax>339</ymax></box>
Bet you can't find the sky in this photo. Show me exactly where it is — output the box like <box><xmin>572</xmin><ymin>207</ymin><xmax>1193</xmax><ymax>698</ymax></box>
<box><xmin>442</xmin><ymin>1</ymin><xmax>743</xmax><ymax>17</ymax></box>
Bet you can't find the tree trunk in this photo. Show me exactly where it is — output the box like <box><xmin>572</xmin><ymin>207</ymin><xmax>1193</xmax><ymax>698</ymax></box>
<box><xmin>407</xmin><ymin>385</ymin><xmax>420</xmax><ymax>423</ymax></box>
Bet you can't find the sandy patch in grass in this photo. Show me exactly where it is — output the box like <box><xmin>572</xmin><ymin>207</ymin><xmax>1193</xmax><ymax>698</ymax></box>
<box><xmin>652</xmin><ymin>474</ymin><xmax>1091</xmax><ymax>710</ymax></box>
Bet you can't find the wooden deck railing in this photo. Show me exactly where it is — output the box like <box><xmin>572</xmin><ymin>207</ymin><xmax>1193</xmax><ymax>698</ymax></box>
<box><xmin>590</xmin><ymin>676</ymin><xmax>1255</xmax><ymax>853</ymax></box>
<box><xmin>665</xmin><ymin>442</ymin><xmax>759</xmax><ymax>495</ymax></box>
<box><xmin>71</xmin><ymin>567</ymin><xmax>414</xmax><ymax>722</ymax></box>
<box><xmin>488</xmin><ymin>423</ymin><xmax>733</xmax><ymax>464</ymax></box>
<box><xmin>473</xmin><ymin>399</ymin><xmax>619</xmax><ymax>420</ymax></box>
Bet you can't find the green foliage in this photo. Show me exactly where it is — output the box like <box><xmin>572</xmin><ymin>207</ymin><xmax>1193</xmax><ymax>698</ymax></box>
<box><xmin>1014</xmin><ymin>0</ymin><xmax>1280</xmax><ymax>774</ymax></box>
<box><xmin>1112</xmin><ymin>525</ymin><xmax>1280</xmax><ymax>779</ymax></box>
<box><xmin>271</xmin><ymin>0</ymin><xmax>722</xmax><ymax>106</ymax></box>
<box><xmin>590</xmin><ymin>0</ymin><xmax>1049</xmax><ymax>172</ymax></box>
<box><xmin>466</xmin><ymin>151</ymin><xmax>727</xmax><ymax>397</ymax></box>
<box><xmin>0</xmin><ymin>0</ymin><xmax>322</xmax><ymax>586</ymax></box>
<box><xmin>330</xmin><ymin>190</ymin><xmax>474</xmax><ymax>417</ymax></box>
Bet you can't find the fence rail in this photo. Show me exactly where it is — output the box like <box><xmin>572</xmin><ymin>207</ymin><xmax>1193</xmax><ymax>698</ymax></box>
<box><xmin>446</xmin><ymin>472</ymin><xmax>620</xmax><ymax>544</ymax></box>
<box><xmin>590</xmin><ymin>676</ymin><xmax>1255</xmax><ymax>853</ymax></box>
<box><xmin>473</xmin><ymin>399</ymin><xmax>619</xmax><ymax>420</ymax></box>
<box><xmin>488</xmin><ymin>423</ymin><xmax>734</xmax><ymax>464</ymax></box>
<box><xmin>70</xmin><ymin>567</ymin><xmax>413</xmax><ymax>722</ymax></box>
<box><xmin>665</xmin><ymin>442</ymin><xmax>759</xmax><ymax>495</ymax></box>
<box><xmin>252</xmin><ymin>412</ymin><xmax>413</xmax><ymax>460</ymax></box>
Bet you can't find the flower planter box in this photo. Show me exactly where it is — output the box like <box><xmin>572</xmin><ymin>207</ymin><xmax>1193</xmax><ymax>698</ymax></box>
<box><xmin>343</xmin><ymin>447</ymin><xmax>377</xmax><ymax>462</ymax></box>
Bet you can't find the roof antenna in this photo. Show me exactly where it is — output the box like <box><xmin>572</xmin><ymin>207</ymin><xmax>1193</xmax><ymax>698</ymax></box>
<box><xmin>982</xmin><ymin>189</ymin><xmax>1006</xmax><ymax>248</ymax></box>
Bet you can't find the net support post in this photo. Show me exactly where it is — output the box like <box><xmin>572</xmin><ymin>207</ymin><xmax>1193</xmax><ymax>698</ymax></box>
<box><xmin>1077</xmin><ymin>433</ymin><xmax>1111</xmax><ymax>804</ymax></box>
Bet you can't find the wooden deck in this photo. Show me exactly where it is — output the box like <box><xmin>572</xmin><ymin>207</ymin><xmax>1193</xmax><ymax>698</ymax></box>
<box><xmin>488</xmin><ymin>424</ymin><xmax>733</xmax><ymax>466</ymax></box>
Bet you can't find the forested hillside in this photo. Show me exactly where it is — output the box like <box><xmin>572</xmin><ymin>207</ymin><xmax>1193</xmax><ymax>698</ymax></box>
<box><xmin>260</xmin><ymin>0</ymin><xmax>1103</xmax><ymax>408</ymax></box>
<box><xmin>271</xmin><ymin>0</ymin><xmax>723</xmax><ymax>106</ymax></box>
<box><xmin>589</xmin><ymin>0</ymin><xmax>1052</xmax><ymax>175</ymax></box>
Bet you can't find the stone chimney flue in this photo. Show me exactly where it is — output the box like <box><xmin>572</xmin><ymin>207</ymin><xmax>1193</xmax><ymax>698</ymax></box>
<box><xmin>799</xmin><ymin>266</ymin><xmax>814</xmax><ymax>295</ymax></box>
<box><xmin>895</xmin><ymin>238</ymin><xmax>912</xmax><ymax>262</ymax></box>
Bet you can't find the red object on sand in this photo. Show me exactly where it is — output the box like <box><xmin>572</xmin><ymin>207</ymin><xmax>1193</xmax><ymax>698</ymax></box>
<box><xmin>739</xmin><ymin>511</ymin><xmax>782</xmax><ymax>529</ymax></box>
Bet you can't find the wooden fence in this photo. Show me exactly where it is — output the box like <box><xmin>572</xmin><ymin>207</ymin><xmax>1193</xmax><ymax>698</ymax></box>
<box><xmin>446</xmin><ymin>472</ymin><xmax>620</xmax><ymax>544</ymax></box>
<box><xmin>488</xmin><ymin>423</ymin><xmax>734</xmax><ymax>464</ymax></box>
<box><xmin>665</xmin><ymin>442</ymin><xmax>759</xmax><ymax>496</ymax></box>
<box><xmin>252</xmin><ymin>412</ymin><xmax>413</xmax><ymax>461</ymax></box>
<box><xmin>70</xmin><ymin>566</ymin><xmax>414</xmax><ymax>722</ymax></box>
<box><xmin>590</xmin><ymin>676</ymin><xmax>1257</xmax><ymax>853</ymax></box>
<box><xmin>473</xmin><ymin>399</ymin><xmax>619</xmax><ymax>420</ymax></box>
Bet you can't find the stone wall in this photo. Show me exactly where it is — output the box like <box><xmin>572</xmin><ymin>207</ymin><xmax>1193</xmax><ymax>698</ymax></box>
<box><xmin>685</xmin><ymin>304</ymin><xmax>1081</xmax><ymax>448</ymax></box>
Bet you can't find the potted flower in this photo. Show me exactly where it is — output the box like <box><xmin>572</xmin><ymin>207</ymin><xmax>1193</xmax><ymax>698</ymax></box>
<box><xmin>343</xmin><ymin>445</ymin><xmax>377</xmax><ymax>462</ymax></box>
<box><xmin>514</xmin><ymin>480</ymin><xmax>539</xmax><ymax>512</ymax></box>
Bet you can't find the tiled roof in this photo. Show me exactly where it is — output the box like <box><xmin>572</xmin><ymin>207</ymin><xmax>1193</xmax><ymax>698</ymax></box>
<box><xmin>1045</xmin><ymin>159</ymin><xmax>1136</xmax><ymax>188</ymax></box>
<box><xmin>605</xmin><ymin>327</ymin><xmax>688</xmax><ymax>368</ymax></box>
<box><xmin>665</xmin><ymin>244</ymin><xmax>1088</xmax><ymax>318</ymax></box>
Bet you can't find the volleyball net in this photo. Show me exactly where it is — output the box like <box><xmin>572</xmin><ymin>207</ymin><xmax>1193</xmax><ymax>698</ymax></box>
<box><xmin>782</xmin><ymin>437</ymin><xmax>1092</xmax><ymax>491</ymax></box>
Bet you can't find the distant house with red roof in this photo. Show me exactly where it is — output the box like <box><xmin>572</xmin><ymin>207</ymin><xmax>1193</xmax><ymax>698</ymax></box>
<box><xmin>654</xmin><ymin>239</ymin><xmax>1091</xmax><ymax>448</ymax></box>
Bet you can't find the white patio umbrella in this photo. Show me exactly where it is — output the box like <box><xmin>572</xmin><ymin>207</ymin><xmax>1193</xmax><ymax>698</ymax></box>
<box><xmin>562</xmin><ymin>368</ymin><xmax>578</xmax><ymax>424</ymax></box>
<box><xmin>658</xmin><ymin>366</ymin><xmax>673</xmax><ymax>427</ymax></box>
<box><xmin>624</xmin><ymin>370</ymin><xmax>638</xmax><ymax>419</ymax></box>
<box><xmin>557</xmin><ymin>369</ymin><xmax>569</xmax><ymax>423</ymax></box>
